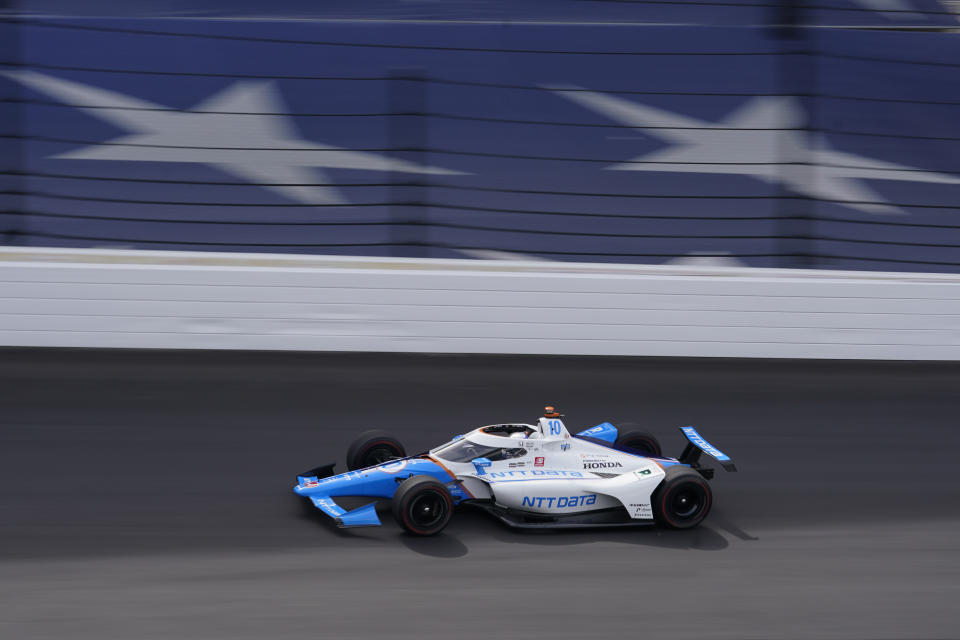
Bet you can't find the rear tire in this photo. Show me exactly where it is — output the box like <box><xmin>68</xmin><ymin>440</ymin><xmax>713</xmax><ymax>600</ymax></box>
<box><xmin>392</xmin><ymin>476</ymin><xmax>453</xmax><ymax>536</ymax></box>
<box><xmin>615</xmin><ymin>423</ymin><xmax>663</xmax><ymax>457</ymax></box>
<box><xmin>345</xmin><ymin>429</ymin><xmax>406</xmax><ymax>471</ymax></box>
<box><xmin>652</xmin><ymin>466</ymin><xmax>712</xmax><ymax>529</ymax></box>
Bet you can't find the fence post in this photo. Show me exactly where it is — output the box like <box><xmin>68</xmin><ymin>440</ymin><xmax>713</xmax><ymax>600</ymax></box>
<box><xmin>0</xmin><ymin>1</ymin><xmax>25</xmax><ymax>246</ymax></box>
<box><xmin>773</xmin><ymin>0</ymin><xmax>817</xmax><ymax>269</ymax></box>
<box><xmin>388</xmin><ymin>68</ymin><xmax>429</xmax><ymax>258</ymax></box>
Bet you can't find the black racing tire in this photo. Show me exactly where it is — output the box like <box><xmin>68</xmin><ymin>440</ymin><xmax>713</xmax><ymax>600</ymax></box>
<box><xmin>392</xmin><ymin>475</ymin><xmax>454</xmax><ymax>536</ymax></box>
<box><xmin>615</xmin><ymin>423</ymin><xmax>663</xmax><ymax>457</ymax></box>
<box><xmin>345</xmin><ymin>429</ymin><xmax>407</xmax><ymax>471</ymax></box>
<box><xmin>652</xmin><ymin>466</ymin><xmax>712</xmax><ymax>529</ymax></box>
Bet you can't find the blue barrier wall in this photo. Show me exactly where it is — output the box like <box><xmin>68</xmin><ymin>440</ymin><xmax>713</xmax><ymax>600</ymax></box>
<box><xmin>2</xmin><ymin>8</ymin><xmax>959</xmax><ymax>271</ymax></box>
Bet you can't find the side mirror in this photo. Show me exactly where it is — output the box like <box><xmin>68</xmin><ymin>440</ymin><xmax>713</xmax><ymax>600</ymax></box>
<box><xmin>472</xmin><ymin>457</ymin><xmax>492</xmax><ymax>475</ymax></box>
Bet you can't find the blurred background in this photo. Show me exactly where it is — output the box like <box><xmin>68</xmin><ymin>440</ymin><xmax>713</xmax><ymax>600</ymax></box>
<box><xmin>2</xmin><ymin>3</ymin><xmax>959</xmax><ymax>640</ymax></box>
<box><xmin>2</xmin><ymin>0</ymin><xmax>960</xmax><ymax>271</ymax></box>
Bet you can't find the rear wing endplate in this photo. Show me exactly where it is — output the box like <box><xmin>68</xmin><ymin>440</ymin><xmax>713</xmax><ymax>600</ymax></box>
<box><xmin>678</xmin><ymin>427</ymin><xmax>737</xmax><ymax>472</ymax></box>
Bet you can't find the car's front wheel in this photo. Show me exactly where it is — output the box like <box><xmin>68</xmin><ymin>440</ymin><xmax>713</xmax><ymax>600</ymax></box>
<box><xmin>652</xmin><ymin>466</ymin><xmax>712</xmax><ymax>529</ymax></box>
<box><xmin>392</xmin><ymin>476</ymin><xmax>453</xmax><ymax>536</ymax></box>
<box><xmin>345</xmin><ymin>429</ymin><xmax>406</xmax><ymax>471</ymax></box>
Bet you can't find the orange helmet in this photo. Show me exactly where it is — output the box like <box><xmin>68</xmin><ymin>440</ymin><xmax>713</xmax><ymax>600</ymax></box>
<box><xmin>543</xmin><ymin>405</ymin><xmax>562</xmax><ymax>418</ymax></box>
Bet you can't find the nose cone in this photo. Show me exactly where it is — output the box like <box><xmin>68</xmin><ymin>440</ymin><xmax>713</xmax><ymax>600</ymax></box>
<box><xmin>293</xmin><ymin>479</ymin><xmax>322</xmax><ymax>495</ymax></box>
<box><xmin>292</xmin><ymin>457</ymin><xmax>453</xmax><ymax>499</ymax></box>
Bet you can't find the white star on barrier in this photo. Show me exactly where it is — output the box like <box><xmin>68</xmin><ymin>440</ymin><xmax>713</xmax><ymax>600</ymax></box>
<box><xmin>5</xmin><ymin>70</ymin><xmax>465</xmax><ymax>205</ymax></box>
<box><xmin>554</xmin><ymin>88</ymin><xmax>960</xmax><ymax>215</ymax></box>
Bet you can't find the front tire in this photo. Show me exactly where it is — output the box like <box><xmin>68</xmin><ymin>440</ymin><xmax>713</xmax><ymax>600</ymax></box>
<box><xmin>652</xmin><ymin>466</ymin><xmax>712</xmax><ymax>529</ymax></box>
<box><xmin>345</xmin><ymin>429</ymin><xmax>406</xmax><ymax>471</ymax></box>
<box><xmin>392</xmin><ymin>476</ymin><xmax>453</xmax><ymax>536</ymax></box>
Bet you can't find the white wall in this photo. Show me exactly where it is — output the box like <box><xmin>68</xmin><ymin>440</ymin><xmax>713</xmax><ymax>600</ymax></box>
<box><xmin>1</xmin><ymin>247</ymin><xmax>959</xmax><ymax>359</ymax></box>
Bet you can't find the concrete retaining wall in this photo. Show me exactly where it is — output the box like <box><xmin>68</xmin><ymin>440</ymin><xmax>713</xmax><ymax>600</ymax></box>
<box><xmin>1</xmin><ymin>248</ymin><xmax>958</xmax><ymax>359</ymax></box>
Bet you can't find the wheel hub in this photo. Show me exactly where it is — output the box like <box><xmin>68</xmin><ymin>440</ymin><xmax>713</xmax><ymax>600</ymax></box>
<box><xmin>410</xmin><ymin>493</ymin><xmax>446</xmax><ymax>528</ymax></box>
<box><xmin>672</xmin><ymin>490</ymin><xmax>701</xmax><ymax>518</ymax></box>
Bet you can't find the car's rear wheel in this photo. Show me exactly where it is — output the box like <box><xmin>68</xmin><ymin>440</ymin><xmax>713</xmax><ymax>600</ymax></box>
<box><xmin>652</xmin><ymin>466</ymin><xmax>712</xmax><ymax>529</ymax></box>
<box><xmin>615</xmin><ymin>423</ymin><xmax>663</xmax><ymax>457</ymax></box>
<box><xmin>345</xmin><ymin>429</ymin><xmax>406</xmax><ymax>471</ymax></box>
<box><xmin>392</xmin><ymin>476</ymin><xmax>453</xmax><ymax>536</ymax></box>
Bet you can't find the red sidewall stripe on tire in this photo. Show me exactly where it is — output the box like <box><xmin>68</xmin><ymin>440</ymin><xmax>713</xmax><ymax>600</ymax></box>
<box><xmin>402</xmin><ymin>488</ymin><xmax>453</xmax><ymax>536</ymax></box>
<box><xmin>660</xmin><ymin>480</ymin><xmax>711</xmax><ymax>528</ymax></box>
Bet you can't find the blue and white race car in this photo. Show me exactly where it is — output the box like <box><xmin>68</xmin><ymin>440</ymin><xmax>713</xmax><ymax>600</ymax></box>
<box><xmin>294</xmin><ymin>407</ymin><xmax>736</xmax><ymax>536</ymax></box>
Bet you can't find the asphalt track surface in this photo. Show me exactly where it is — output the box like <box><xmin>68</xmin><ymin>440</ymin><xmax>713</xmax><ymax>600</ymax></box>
<box><xmin>2</xmin><ymin>349</ymin><xmax>959</xmax><ymax>640</ymax></box>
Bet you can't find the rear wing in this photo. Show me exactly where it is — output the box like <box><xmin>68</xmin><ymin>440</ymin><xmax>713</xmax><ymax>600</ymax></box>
<box><xmin>678</xmin><ymin>427</ymin><xmax>737</xmax><ymax>473</ymax></box>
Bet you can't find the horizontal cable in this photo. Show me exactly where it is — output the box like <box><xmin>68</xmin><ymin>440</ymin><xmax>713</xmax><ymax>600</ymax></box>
<box><xmin>8</xmin><ymin>187</ymin><xmax>960</xmax><ymax>212</ymax></box>
<box><xmin>13</xmin><ymin>227</ymin><xmax>960</xmax><ymax>265</ymax></box>
<box><xmin>19</xmin><ymin>230</ymin><xmax>400</xmax><ymax>248</ymax></box>
<box><xmin>576</xmin><ymin>0</ymin><xmax>958</xmax><ymax>16</ymax></box>
<box><xmin>10</xmin><ymin>131</ymin><xmax>960</xmax><ymax>162</ymax></box>
<box><xmin>820</xmin><ymin>52</ymin><xmax>960</xmax><ymax>69</ymax></box>
<box><xmin>813</xmin><ymin>254</ymin><xmax>960</xmax><ymax>267</ymax></box>
<box><xmin>0</xmin><ymin>133</ymin><xmax>402</xmax><ymax>151</ymax></box>
<box><xmin>817</xmin><ymin>216</ymin><xmax>960</xmax><ymax>231</ymax></box>
<box><xmin>12</xmin><ymin>138</ymin><xmax>951</xmax><ymax>171</ymax></box>
<box><xmin>9</xmin><ymin>171</ymin><xmax>402</xmax><ymax>188</ymax></box>
<box><xmin>813</xmin><ymin>235</ymin><xmax>960</xmax><ymax>249</ymax></box>
<box><xmin>2</xmin><ymin>99</ymin><xmax>794</xmax><ymax>129</ymax></box>
<box><xmin>3</xmin><ymin>97</ymin><xmax>395</xmax><ymax>118</ymax></box>
<box><xmin>14</xmin><ymin>172</ymin><xmax>960</xmax><ymax>209</ymax></box>
<box><xmin>19</xmin><ymin>209</ymin><xmax>396</xmax><ymax>226</ymax></box>
<box><xmin>0</xmin><ymin>209</ymin><xmax>925</xmax><ymax>230</ymax></box>
<box><xmin>14</xmin><ymin>230</ymin><xmax>785</xmax><ymax>255</ymax></box>
<box><xmin>7</xmin><ymin>62</ymin><xmax>960</xmax><ymax>107</ymax></box>
<box><xmin>24</xmin><ymin>22</ymin><xmax>782</xmax><ymax>56</ymax></box>
<box><xmin>0</xmin><ymin>61</ymin><xmax>394</xmax><ymax>82</ymax></box>
<box><xmin>433</xmin><ymin>111</ymin><xmax>792</xmax><ymax>130</ymax></box>
<box><xmin>431</xmin><ymin>182</ymin><xmax>960</xmax><ymax>204</ymax></box>
<box><xmin>15</xmin><ymin>191</ymin><xmax>395</xmax><ymax>207</ymax></box>
<box><xmin>478</xmin><ymin>246</ymin><xmax>960</xmax><ymax>266</ymax></box>
<box><xmin>23</xmin><ymin>23</ymin><xmax>960</xmax><ymax>63</ymax></box>
<box><xmin>18</xmin><ymin>209</ymin><xmax>782</xmax><ymax>239</ymax></box>
<box><xmin>434</xmin><ymin>199</ymin><xmax>960</xmax><ymax>214</ymax></box>
<box><xmin>6</xmin><ymin>110</ymin><xmax>960</xmax><ymax>142</ymax></box>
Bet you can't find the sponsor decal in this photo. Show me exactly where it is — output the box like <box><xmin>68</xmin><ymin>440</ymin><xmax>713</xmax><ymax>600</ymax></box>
<box><xmin>301</xmin><ymin>480</ymin><xmax>319</xmax><ymax>488</ymax></box>
<box><xmin>314</xmin><ymin>497</ymin><xmax>339</xmax><ymax>511</ymax></box>
<box><xmin>522</xmin><ymin>494</ymin><xmax>598</xmax><ymax>509</ymax></box>
<box><xmin>319</xmin><ymin>470</ymin><xmax>364</xmax><ymax>483</ymax></box>
<box><xmin>446</xmin><ymin>483</ymin><xmax>470</xmax><ymax>500</ymax></box>
<box><xmin>681</xmin><ymin>427</ymin><xmax>730</xmax><ymax>461</ymax></box>
<box><xmin>534</xmin><ymin>456</ymin><xmax>545</xmax><ymax>467</ymax></box>
<box><xmin>582</xmin><ymin>461</ymin><xmax>624</xmax><ymax>470</ymax></box>
<box><xmin>488</xmin><ymin>469</ymin><xmax>585</xmax><ymax>479</ymax></box>
<box><xmin>508</xmin><ymin>462</ymin><xmax>527</xmax><ymax>468</ymax></box>
<box><xmin>629</xmin><ymin>502</ymin><xmax>653</xmax><ymax>518</ymax></box>
<box><xmin>379</xmin><ymin>460</ymin><xmax>409</xmax><ymax>474</ymax></box>
<box><xmin>636</xmin><ymin>468</ymin><xmax>652</xmax><ymax>476</ymax></box>
<box><xmin>560</xmin><ymin>443</ymin><xmax>570</xmax><ymax>451</ymax></box>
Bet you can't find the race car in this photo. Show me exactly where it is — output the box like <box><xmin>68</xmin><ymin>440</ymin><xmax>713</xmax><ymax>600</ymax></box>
<box><xmin>293</xmin><ymin>406</ymin><xmax>736</xmax><ymax>536</ymax></box>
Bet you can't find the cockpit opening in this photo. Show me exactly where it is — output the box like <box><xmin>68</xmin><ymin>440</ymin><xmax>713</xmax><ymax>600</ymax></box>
<box><xmin>480</xmin><ymin>424</ymin><xmax>536</xmax><ymax>438</ymax></box>
<box><xmin>433</xmin><ymin>439</ymin><xmax>528</xmax><ymax>464</ymax></box>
